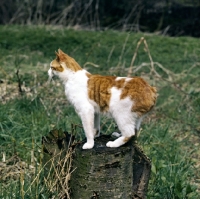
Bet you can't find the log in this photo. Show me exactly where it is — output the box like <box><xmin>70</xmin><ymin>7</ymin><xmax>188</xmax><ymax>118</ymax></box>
<box><xmin>42</xmin><ymin>129</ymin><xmax>151</xmax><ymax>199</ymax></box>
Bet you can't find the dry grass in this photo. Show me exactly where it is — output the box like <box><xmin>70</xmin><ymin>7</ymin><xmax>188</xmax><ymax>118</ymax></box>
<box><xmin>42</xmin><ymin>147</ymin><xmax>74</xmax><ymax>199</ymax></box>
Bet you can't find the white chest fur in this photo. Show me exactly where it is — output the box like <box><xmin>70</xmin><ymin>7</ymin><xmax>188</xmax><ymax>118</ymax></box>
<box><xmin>64</xmin><ymin>70</ymin><xmax>89</xmax><ymax>110</ymax></box>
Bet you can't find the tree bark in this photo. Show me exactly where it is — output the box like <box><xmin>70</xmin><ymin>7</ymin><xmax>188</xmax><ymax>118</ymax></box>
<box><xmin>42</xmin><ymin>129</ymin><xmax>151</xmax><ymax>199</ymax></box>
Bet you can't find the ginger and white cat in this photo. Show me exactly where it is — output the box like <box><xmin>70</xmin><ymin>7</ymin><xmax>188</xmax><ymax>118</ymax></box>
<box><xmin>48</xmin><ymin>49</ymin><xmax>157</xmax><ymax>149</ymax></box>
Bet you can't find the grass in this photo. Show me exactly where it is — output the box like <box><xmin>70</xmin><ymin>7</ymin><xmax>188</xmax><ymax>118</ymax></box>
<box><xmin>0</xmin><ymin>25</ymin><xmax>200</xmax><ymax>198</ymax></box>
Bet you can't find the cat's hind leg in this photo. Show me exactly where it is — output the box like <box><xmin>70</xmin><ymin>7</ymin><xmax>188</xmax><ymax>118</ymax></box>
<box><xmin>106</xmin><ymin>135</ymin><xmax>134</xmax><ymax>147</ymax></box>
<box><xmin>135</xmin><ymin>115</ymin><xmax>145</xmax><ymax>137</ymax></box>
<box><xmin>106</xmin><ymin>115</ymin><xmax>137</xmax><ymax>148</ymax></box>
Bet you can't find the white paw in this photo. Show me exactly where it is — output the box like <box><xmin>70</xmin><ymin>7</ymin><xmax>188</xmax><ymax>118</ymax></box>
<box><xmin>111</xmin><ymin>132</ymin><xmax>121</xmax><ymax>137</ymax></box>
<box><xmin>82</xmin><ymin>142</ymin><xmax>94</xmax><ymax>149</ymax></box>
<box><xmin>106</xmin><ymin>141</ymin><xmax>117</xmax><ymax>148</ymax></box>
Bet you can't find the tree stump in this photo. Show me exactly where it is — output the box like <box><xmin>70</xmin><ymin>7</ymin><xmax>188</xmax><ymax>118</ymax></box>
<box><xmin>42</xmin><ymin>129</ymin><xmax>151</xmax><ymax>199</ymax></box>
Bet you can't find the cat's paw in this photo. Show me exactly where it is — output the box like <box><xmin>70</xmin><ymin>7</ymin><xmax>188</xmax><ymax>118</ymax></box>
<box><xmin>82</xmin><ymin>142</ymin><xmax>94</xmax><ymax>149</ymax></box>
<box><xmin>106</xmin><ymin>141</ymin><xmax>117</xmax><ymax>148</ymax></box>
<box><xmin>111</xmin><ymin>132</ymin><xmax>121</xmax><ymax>138</ymax></box>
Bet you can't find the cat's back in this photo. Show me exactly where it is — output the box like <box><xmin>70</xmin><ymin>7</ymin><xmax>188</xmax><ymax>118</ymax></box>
<box><xmin>87</xmin><ymin>75</ymin><xmax>157</xmax><ymax>114</ymax></box>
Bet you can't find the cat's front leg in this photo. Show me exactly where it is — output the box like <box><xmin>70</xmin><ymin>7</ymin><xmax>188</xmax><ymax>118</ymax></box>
<box><xmin>79</xmin><ymin>107</ymin><xmax>95</xmax><ymax>149</ymax></box>
<box><xmin>83</xmin><ymin>140</ymin><xmax>94</xmax><ymax>149</ymax></box>
<box><xmin>82</xmin><ymin>121</ymin><xmax>95</xmax><ymax>149</ymax></box>
<box><xmin>94</xmin><ymin>112</ymin><xmax>100</xmax><ymax>137</ymax></box>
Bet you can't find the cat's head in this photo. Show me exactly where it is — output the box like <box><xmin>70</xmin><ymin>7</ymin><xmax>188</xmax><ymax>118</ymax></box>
<box><xmin>48</xmin><ymin>49</ymin><xmax>82</xmax><ymax>79</ymax></box>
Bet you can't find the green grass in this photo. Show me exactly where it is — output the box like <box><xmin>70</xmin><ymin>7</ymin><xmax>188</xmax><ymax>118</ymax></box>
<box><xmin>0</xmin><ymin>25</ymin><xmax>200</xmax><ymax>198</ymax></box>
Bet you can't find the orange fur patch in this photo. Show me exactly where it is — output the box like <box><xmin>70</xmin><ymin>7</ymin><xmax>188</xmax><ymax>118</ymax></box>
<box><xmin>88</xmin><ymin>75</ymin><xmax>116</xmax><ymax>112</ymax></box>
<box><xmin>120</xmin><ymin>78</ymin><xmax>157</xmax><ymax>115</ymax></box>
<box><xmin>50</xmin><ymin>49</ymin><xmax>82</xmax><ymax>72</ymax></box>
<box><xmin>88</xmin><ymin>75</ymin><xmax>157</xmax><ymax>114</ymax></box>
<box><xmin>57</xmin><ymin>49</ymin><xmax>82</xmax><ymax>72</ymax></box>
<box><xmin>123</xmin><ymin>136</ymin><xmax>133</xmax><ymax>143</ymax></box>
<box><xmin>50</xmin><ymin>60</ymin><xmax>64</xmax><ymax>72</ymax></box>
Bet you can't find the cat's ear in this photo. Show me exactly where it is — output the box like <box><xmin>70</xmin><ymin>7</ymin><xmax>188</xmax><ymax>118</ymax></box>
<box><xmin>56</xmin><ymin>49</ymin><xmax>66</xmax><ymax>61</ymax></box>
<box><xmin>55</xmin><ymin>51</ymin><xmax>60</xmax><ymax>62</ymax></box>
<box><xmin>58</xmin><ymin>49</ymin><xmax>64</xmax><ymax>55</ymax></box>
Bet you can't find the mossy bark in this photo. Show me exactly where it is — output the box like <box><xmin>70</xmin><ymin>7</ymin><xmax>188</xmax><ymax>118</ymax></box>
<box><xmin>43</xmin><ymin>130</ymin><xmax>151</xmax><ymax>199</ymax></box>
<box><xmin>70</xmin><ymin>135</ymin><xmax>151</xmax><ymax>199</ymax></box>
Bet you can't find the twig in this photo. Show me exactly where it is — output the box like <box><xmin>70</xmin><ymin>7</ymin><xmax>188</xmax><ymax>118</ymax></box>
<box><xmin>16</xmin><ymin>69</ymin><xmax>23</xmax><ymax>95</ymax></box>
<box><xmin>77</xmin><ymin>0</ymin><xmax>94</xmax><ymax>25</ymax></box>
<box><xmin>128</xmin><ymin>37</ymin><xmax>144</xmax><ymax>77</ymax></box>
<box><xmin>83</xmin><ymin>62</ymin><xmax>99</xmax><ymax>68</ymax></box>
<box><xmin>143</xmin><ymin>39</ymin><xmax>160</xmax><ymax>77</ymax></box>
<box><xmin>94</xmin><ymin>0</ymin><xmax>100</xmax><ymax>30</ymax></box>
<box><xmin>39</xmin><ymin>97</ymin><xmax>50</xmax><ymax>116</ymax></box>
<box><xmin>128</xmin><ymin>37</ymin><xmax>161</xmax><ymax>78</ymax></box>
<box><xmin>122</xmin><ymin>4</ymin><xmax>138</xmax><ymax>31</ymax></box>
<box><xmin>117</xmin><ymin>33</ymin><xmax>130</xmax><ymax>67</ymax></box>
<box><xmin>107</xmin><ymin>45</ymin><xmax>115</xmax><ymax>65</ymax></box>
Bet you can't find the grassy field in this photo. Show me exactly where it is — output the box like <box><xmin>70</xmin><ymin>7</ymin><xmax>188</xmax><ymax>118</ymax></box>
<box><xmin>0</xmin><ymin>25</ymin><xmax>200</xmax><ymax>198</ymax></box>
